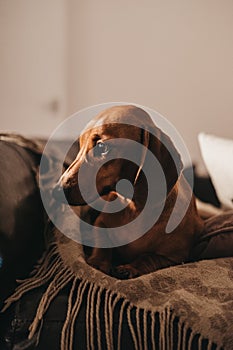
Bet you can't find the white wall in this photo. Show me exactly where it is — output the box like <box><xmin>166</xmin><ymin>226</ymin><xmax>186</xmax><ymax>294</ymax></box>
<box><xmin>0</xmin><ymin>1</ymin><xmax>232</xmax><ymax>169</ymax></box>
<box><xmin>67</xmin><ymin>0</ymin><xmax>233</xmax><ymax>170</ymax></box>
<box><xmin>0</xmin><ymin>0</ymin><xmax>67</xmax><ymax>137</ymax></box>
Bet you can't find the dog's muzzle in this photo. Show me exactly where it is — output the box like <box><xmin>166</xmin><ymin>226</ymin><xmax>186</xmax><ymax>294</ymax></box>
<box><xmin>52</xmin><ymin>183</ymin><xmax>70</xmax><ymax>203</ymax></box>
<box><xmin>52</xmin><ymin>181</ymin><xmax>89</xmax><ymax>206</ymax></box>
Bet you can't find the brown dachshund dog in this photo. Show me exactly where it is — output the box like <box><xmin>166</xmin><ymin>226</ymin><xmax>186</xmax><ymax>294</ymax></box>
<box><xmin>54</xmin><ymin>105</ymin><xmax>204</xmax><ymax>279</ymax></box>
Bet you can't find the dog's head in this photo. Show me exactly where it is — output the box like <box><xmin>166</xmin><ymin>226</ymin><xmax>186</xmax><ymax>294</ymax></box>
<box><xmin>53</xmin><ymin>105</ymin><xmax>183</xmax><ymax>206</ymax></box>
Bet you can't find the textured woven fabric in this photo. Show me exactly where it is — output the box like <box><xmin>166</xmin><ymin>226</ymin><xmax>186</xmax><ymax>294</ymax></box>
<box><xmin>1</xmin><ymin>134</ymin><xmax>233</xmax><ymax>349</ymax></box>
<box><xmin>2</xmin><ymin>212</ymin><xmax>233</xmax><ymax>350</ymax></box>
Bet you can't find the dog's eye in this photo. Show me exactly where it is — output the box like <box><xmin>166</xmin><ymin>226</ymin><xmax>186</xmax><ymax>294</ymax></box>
<box><xmin>94</xmin><ymin>141</ymin><xmax>109</xmax><ymax>157</ymax></box>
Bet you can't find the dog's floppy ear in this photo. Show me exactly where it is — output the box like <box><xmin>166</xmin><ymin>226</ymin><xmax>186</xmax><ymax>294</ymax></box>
<box><xmin>134</xmin><ymin>129</ymin><xmax>150</xmax><ymax>185</ymax></box>
<box><xmin>147</xmin><ymin>127</ymin><xmax>183</xmax><ymax>195</ymax></box>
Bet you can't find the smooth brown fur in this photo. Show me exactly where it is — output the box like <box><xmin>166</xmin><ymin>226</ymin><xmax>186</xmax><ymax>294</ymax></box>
<box><xmin>54</xmin><ymin>105</ymin><xmax>204</xmax><ymax>279</ymax></box>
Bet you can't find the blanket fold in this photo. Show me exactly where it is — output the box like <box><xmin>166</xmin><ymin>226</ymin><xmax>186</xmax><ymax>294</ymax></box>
<box><xmin>1</xmin><ymin>134</ymin><xmax>233</xmax><ymax>350</ymax></box>
<box><xmin>2</xmin><ymin>215</ymin><xmax>233</xmax><ymax>349</ymax></box>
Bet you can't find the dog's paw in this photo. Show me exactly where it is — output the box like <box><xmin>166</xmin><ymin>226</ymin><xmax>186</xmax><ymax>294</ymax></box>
<box><xmin>111</xmin><ymin>264</ymin><xmax>140</xmax><ymax>280</ymax></box>
<box><xmin>86</xmin><ymin>257</ymin><xmax>111</xmax><ymax>275</ymax></box>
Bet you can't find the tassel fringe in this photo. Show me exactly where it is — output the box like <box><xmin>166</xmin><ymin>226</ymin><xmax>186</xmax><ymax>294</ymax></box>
<box><xmin>1</xmin><ymin>242</ymin><xmax>222</xmax><ymax>350</ymax></box>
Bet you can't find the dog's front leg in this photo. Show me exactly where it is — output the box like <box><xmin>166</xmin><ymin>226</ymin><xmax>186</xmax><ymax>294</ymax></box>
<box><xmin>112</xmin><ymin>253</ymin><xmax>175</xmax><ymax>279</ymax></box>
<box><xmin>85</xmin><ymin>214</ymin><xmax>113</xmax><ymax>275</ymax></box>
<box><xmin>86</xmin><ymin>247</ymin><xmax>112</xmax><ymax>275</ymax></box>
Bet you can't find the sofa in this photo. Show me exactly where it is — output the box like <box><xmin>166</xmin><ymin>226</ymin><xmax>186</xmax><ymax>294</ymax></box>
<box><xmin>0</xmin><ymin>134</ymin><xmax>233</xmax><ymax>350</ymax></box>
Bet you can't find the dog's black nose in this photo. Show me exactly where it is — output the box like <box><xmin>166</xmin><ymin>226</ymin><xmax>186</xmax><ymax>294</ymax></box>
<box><xmin>52</xmin><ymin>183</ymin><xmax>66</xmax><ymax>202</ymax></box>
<box><xmin>52</xmin><ymin>182</ymin><xmax>84</xmax><ymax>206</ymax></box>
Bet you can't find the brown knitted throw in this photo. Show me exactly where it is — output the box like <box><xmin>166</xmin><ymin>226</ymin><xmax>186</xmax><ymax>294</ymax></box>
<box><xmin>2</xmin><ymin>219</ymin><xmax>233</xmax><ymax>350</ymax></box>
<box><xmin>1</xmin><ymin>134</ymin><xmax>233</xmax><ymax>350</ymax></box>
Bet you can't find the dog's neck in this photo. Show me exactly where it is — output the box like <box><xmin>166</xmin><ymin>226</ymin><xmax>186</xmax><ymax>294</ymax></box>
<box><xmin>132</xmin><ymin>170</ymin><xmax>179</xmax><ymax>217</ymax></box>
<box><xmin>132</xmin><ymin>171</ymin><xmax>149</xmax><ymax>210</ymax></box>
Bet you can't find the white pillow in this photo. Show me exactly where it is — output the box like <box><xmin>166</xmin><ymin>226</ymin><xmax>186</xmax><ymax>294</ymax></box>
<box><xmin>198</xmin><ymin>133</ymin><xmax>233</xmax><ymax>209</ymax></box>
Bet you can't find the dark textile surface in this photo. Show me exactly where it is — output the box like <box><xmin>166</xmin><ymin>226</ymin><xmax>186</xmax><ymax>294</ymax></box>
<box><xmin>0</xmin><ymin>135</ymin><xmax>232</xmax><ymax>350</ymax></box>
<box><xmin>0</xmin><ymin>136</ymin><xmax>46</xmax><ymax>303</ymax></box>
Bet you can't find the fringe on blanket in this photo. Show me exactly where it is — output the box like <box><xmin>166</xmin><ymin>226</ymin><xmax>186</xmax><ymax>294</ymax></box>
<box><xmin>1</xmin><ymin>242</ymin><xmax>221</xmax><ymax>350</ymax></box>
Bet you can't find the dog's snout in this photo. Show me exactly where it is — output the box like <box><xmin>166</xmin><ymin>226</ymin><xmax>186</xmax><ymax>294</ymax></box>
<box><xmin>52</xmin><ymin>183</ymin><xmax>67</xmax><ymax>202</ymax></box>
<box><xmin>52</xmin><ymin>179</ymin><xmax>85</xmax><ymax>206</ymax></box>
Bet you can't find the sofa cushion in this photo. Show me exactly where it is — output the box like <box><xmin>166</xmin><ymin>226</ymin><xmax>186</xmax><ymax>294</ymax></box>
<box><xmin>0</xmin><ymin>134</ymin><xmax>46</xmax><ymax>302</ymax></box>
<box><xmin>198</xmin><ymin>133</ymin><xmax>233</xmax><ymax>209</ymax></box>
